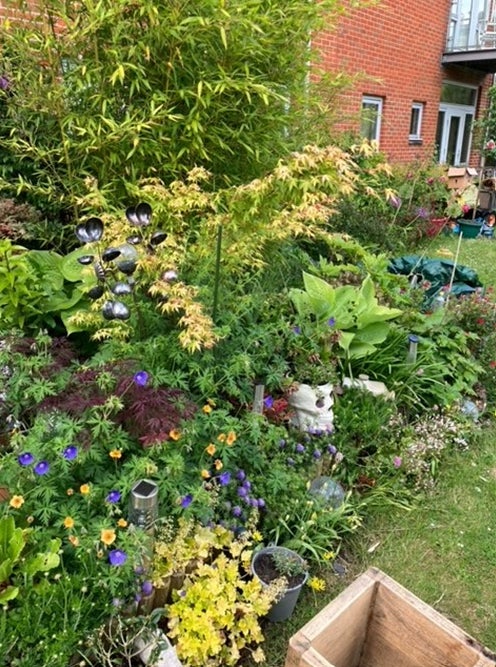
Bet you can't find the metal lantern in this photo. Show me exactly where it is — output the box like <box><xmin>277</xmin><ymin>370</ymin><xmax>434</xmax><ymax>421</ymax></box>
<box><xmin>128</xmin><ymin>479</ymin><xmax>159</xmax><ymax>533</ymax></box>
<box><xmin>406</xmin><ymin>334</ymin><xmax>419</xmax><ymax>364</ymax></box>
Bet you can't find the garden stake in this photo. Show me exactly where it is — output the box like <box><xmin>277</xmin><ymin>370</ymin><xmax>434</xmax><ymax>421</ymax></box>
<box><xmin>252</xmin><ymin>384</ymin><xmax>265</xmax><ymax>414</ymax></box>
<box><xmin>445</xmin><ymin>230</ymin><xmax>463</xmax><ymax>309</ymax></box>
<box><xmin>212</xmin><ymin>223</ymin><xmax>223</xmax><ymax>323</ymax></box>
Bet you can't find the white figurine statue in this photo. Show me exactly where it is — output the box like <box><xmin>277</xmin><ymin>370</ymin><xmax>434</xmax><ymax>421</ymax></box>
<box><xmin>287</xmin><ymin>383</ymin><xmax>334</xmax><ymax>432</ymax></box>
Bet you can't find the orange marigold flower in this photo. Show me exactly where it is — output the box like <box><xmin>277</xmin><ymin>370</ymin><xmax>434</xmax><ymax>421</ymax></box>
<box><xmin>109</xmin><ymin>449</ymin><xmax>122</xmax><ymax>459</ymax></box>
<box><xmin>63</xmin><ymin>516</ymin><xmax>75</xmax><ymax>529</ymax></box>
<box><xmin>80</xmin><ymin>483</ymin><xmax>90</xmax><ymax>495</ymax></box>
<box><xmin>214</xmin><ymin>459</ymin><xmax>223</xmax><ymax>471</ymax></box>
<box><xmin>201</xmin><ymin>469</ymin><xmax>211</xmax><ymax>479</ymax></box>
<box><xmin>68</xmin><ymin>535</ymin><xmax>79</xmax><ymax>547</ymax></box>
<box><xmin>205</xmin><ymin>443</ymin><xmax>216</xmax><ymax>456</ymax></box>
<box><xmin>9</xmin><ymin>495</ymin><xmax>24</xmax><ymax>509</ymax></box>
<box><xmin>202</xmin><ymin>404</ymin><xmax>213</xmax><ymax>414</ymax></box>
<box><xmin>169</xmin><ymin>429</ymin><xmax>181</xmax><ymax>441</ymax></box>
<box><xmin>117</xmin><ymin>518</ymin><xmax>128</xmax><ymax>528</ymax></box>
<box><xmin>226</xmin><ymin>431</ymin><xmax>237</xmax><ymax>446</ymax></box>
<box><xmin>217</xmin><ymin>433</ymin><xmax>226</xmax><ymax>443</ymax></box>
<box><xmin>100</xmin><ymin>529</ymin><xmax>116</xmax><ymax>546</ymax></box>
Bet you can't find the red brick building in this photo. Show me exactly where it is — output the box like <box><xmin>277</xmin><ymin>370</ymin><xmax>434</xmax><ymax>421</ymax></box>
<box><xmin>313</xmin><ymin>0</ymin><xmax>496</xmax><ymax>167</ymax></box>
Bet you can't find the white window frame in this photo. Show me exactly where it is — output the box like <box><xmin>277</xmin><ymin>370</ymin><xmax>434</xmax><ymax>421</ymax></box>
<box><xmin>409</xmin><ymin>102</ymin><xmax>424</xmax><ymax>141</ymax></box>
<box><xmin>361</xmin><ymin>96</ymin><xmax>383</xmax><ymax>143</ymax></box>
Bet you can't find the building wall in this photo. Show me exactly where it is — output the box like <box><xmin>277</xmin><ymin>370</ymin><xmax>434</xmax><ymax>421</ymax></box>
<box><xmin>313</xmin><ymin>0</ymin><xmax>493</xmax><ymax>166</ymax></box>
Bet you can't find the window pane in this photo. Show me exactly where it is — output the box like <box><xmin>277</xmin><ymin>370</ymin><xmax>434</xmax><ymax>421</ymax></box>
<box><xmin>441</xmin><ymin>83</ymin><xmax>476</xmax><ymax>106</ymax></box>
<box><xmin>361</xmin><ymin>100</ymin><xmax>381</xmax><ymax>141</ymax></box>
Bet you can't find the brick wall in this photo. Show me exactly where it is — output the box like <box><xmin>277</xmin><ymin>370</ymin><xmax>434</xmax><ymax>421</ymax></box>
<box><xmin>313</xmin><ymin>0</ymin><xmax>493</xmax><ymax>166</ymax></box>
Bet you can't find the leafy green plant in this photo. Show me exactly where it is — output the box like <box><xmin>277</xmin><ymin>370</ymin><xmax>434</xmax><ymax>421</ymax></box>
<box><xmin>289</xmin><ymin>272</ymin><xmax>402</xmax><ymax>378</ymax></box>
<box><xmin>0</xmin><ymin>0</ymin><xmax>351</xmax><ymax>214</ymax></box>
<box><xmin>0</xmin><ymin>515</ymin><xmax>60</xmax><ymax>605</ymax></box>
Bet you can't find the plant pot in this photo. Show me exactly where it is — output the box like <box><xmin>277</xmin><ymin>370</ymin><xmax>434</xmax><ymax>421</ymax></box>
<box><xmin>426</xmin><ymin>216</ymin><xmax>449</xmax><ymax>237</ymax></box>
<box><xmin>457</xmin><ymin>219</ymin><xmax>483</xmax><ymax>239</ymax></box>
<box><xmin>251</xmin><ymin>546</ymin><xmax>308</xmax><ymax>622</ymax></box>
<box><xmin>287</xmin><ymin>383</ymin><xmax>334</xmax><ymax>433</ymax></box>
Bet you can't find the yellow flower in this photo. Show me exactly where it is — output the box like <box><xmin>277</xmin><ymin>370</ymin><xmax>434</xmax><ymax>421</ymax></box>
<box><xmin>80</xmin><ymin>483</ymin><xmax>90</xmax><ymax>495</ymax></box>
<box><xmin>202</xmin><ymin>404</ymin><xmax>213</xmax><ymax>414</ymax></box>
<box><xmin>9</xmin><ymin>495</ymin><xmax>24</xmax><ymax>509</ymax></box>
<box><xmin>201</xmin><ymin>469</ymin><xmax>211</xmax><ymax>479</ymax></box>
<box><xmin>252</xmin><ymin>531</ymin><xmax>263</xmax><ymax>543</ymax></box>
<box><xmin>169</xmin><ymin>429</ymin><xmax>181</xmax><ymax>441</ymax></box>
<box><xmin>217</xmin><ymin>433</ymin><xmax>226</xmax><ymax>443</ymax></box>
<box><xmin>323</xmin><ymin>551</ymin><xmax>335</xmax><ymax>561</ymax></box>
<box><xmin>205</xmin><ymin>443</ymin><xmax>216</xmax><ymax>456</ymax></box>
<box><xmin>109</xmin><ymin>449</ymin><xmax>122</xmax><ymax>459</ymax></box>
<box><xmin>63</xmin><ymin>516</ymin><xmax>75</xmax><ymax>529</ymax></box>
<box><xmin>68</xmin><ymin>535</ymin><xmax>79</xmax><ymax>547</ymax></box>
<box><xmin>117</xmin><ymin>518</ymin><xmax>128</xmax><ymax>528</ymax></box>
<box><xmin>226</xmin><ymin>431</ymin><xmax>237</xmax><ymax>446</ymax></box>
<box><xmin>214</xmin><ymin>458</ymin><xmax>223</xmax><ymax>471</ymax></box>
<box><xmin>308</xmin><ymin>577</ymin><xmax>326</xmax><ymax>592</ymax></box>
<box><xmin>100</xmin><ymin>529</ymin><xmax>116</xmax><ymax>546</ymax></box>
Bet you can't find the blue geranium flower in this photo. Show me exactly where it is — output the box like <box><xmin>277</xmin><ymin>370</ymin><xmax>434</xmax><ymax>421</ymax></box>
<box><xmin>34</xmin><ymin>460</ymin><xmax>50</xmax><ymax>476</ymax></box>
<box><xmin>109</xmin><ymin>549</ymin><xmax>127</xmax><ymax>566</ymax></box>
<box><xmin>133</xmin><ymin>371</ymin><xmax>149</xmax><ymax>387</ymax></box>
<box><xmin>17</xmin><ymin>452</ymin><xmax>34</xmax><ymax>467</ymax></box>
<box><xmin>62</xmin><ymin>445</ymin><xmax>78</xmax><ymax>461</ymax></box>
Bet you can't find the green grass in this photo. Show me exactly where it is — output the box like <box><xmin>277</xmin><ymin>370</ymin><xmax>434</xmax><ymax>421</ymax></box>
<box><xmin>250</xmin><ymin>232</ymin><xmax>496</xmax><ymax>667</ymax></box>
<box><xmin>419</xmin><ymin>231</ymin><xmax>496</xmax><ymax>287</ymax></box>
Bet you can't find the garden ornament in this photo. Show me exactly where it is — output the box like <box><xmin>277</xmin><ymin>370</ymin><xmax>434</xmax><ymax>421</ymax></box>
<box><xmin>74</xmin><ymin>203</ymin><xmax>167</xmax><ymax>321</ymax></box>
<box><xmin>288</xmin><ymin>383</ymin><xmax>334</xmax><ymax>432</ymax></box>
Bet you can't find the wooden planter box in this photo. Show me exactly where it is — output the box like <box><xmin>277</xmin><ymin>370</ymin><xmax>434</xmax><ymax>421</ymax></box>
<box><xmin>285</xmin><ymin>568</ymin><xmax>496</xmax><ymax>667</ymax></box>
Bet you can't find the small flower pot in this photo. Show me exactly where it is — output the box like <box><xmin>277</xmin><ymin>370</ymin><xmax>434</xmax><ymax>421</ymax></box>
<box><xmin>251</xmin><ymin>546</ymin><xmax>308</xmax><ymax>622</ymax></box>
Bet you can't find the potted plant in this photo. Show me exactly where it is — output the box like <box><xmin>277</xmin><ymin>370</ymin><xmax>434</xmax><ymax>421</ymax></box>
<box><xmin>251</xmin><ymin>545</ymin><xmax>309</xmax><ymax>622</ymax></box>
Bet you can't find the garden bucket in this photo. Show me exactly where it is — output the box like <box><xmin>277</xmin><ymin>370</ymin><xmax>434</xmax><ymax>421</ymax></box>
<box><xmin>252</xmin><ymin>546</ymin><xmax>308</xmax><ymax>622</ymax></box>
<box><xmin>457</xmin><ymin>219</ymin><xmax>483</xmax><ymax>239</ymax></box>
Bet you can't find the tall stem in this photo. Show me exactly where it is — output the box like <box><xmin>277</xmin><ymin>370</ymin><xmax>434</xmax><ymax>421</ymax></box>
<box><xmin>212</xmin><ymin>224</ymin><xmax>223</xmax><ymax>322</ymax></box>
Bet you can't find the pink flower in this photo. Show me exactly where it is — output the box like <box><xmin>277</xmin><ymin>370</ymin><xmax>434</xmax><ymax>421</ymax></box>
<box><xmin>393</xmin><ymin>456</ymin><xmax>402</xmax><ymax>469</ymax></box>
<box><xmin>487</xmin><ymin>139</ymin><xmax>496</xmax><ymax>151</ymax></box>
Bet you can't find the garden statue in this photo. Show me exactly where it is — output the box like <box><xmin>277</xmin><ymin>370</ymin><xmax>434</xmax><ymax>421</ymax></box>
<box><xmin>288</xmin><ymin>383</ymin><xmax>334</xmax><ymax>432</ymax></box>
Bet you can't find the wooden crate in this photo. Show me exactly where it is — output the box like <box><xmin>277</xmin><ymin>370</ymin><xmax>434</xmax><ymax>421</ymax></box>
<box><xmin>285</xmin><ymin>568</ymin><xmax>496</xmax><ymax>667</ymax></box>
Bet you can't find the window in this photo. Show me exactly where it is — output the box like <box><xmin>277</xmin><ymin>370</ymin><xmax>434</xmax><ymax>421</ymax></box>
<box><xmin>361</xmin><ymin>96</ymin><xmax>382</xmax><ymax>142</ymax></box>
<box><xmin>409</xmin><ymin>103</ymin><xmax>424</xmax><ymax>142</ymax></box>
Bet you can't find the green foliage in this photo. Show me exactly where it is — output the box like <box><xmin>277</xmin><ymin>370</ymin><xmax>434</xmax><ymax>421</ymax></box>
<box><xmin>0</xmin><ymin>515</ymin><xmax>60</xmax><ymax>605</ymax></box>
<box><xmin>0</xmin><ymin>0</ymin><xmax>350</xmax><ymax>214</ymax></box>
<box><xmin>329</xmin><ymin>144</ymin><xmax>455</xmax><ymax>252</ymax></box>
<box><xmin>289</xmin><ymin>272</ymin><xmax>402</xmax><ymax>368</ymax></box>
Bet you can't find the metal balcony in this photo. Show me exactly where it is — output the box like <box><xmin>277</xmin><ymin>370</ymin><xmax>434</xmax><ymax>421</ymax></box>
<box><xmin>443</xmin><ymin>13</ymin><xmax>496</xmax><ymax>73</ymax></box>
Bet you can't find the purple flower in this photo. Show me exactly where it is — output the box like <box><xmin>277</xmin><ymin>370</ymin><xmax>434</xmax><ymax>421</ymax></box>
<box><xmin>141</xmin><ymin>581</ymin><xmax>153</xmax><ymax>596</ymax></box>
<box><xmin>313</xmin><ymin>449</ymin><xmax>322</xmax><ymax>459</ymax></box>
<box><xmin>106</xmin><ymin>490</ymin><xmax>121</xmax><ymax>504</ymax></box>
<box><xmin>416</xmin><ymin>206</ymin><xmax>430</xmax><ymax>219</ymax></box>
<box><xmin>387</xmin><ymin>194</ymin><xmax>402</xmax><ymax>210</ymax></box>
<box><xmin>0</xmin><ymin>76</ymin><xmax>10</xmax><ymax>91</ymax></box>
<box><xmin>279</xmin><ymin>439</ymin><xmax>286</xmax><ymax>449</ymax></box>
<box><xmin>109</xmin><ymin>549</ymin><xmax>127</xmax><ymax>566</ymax></box>
<box><xmin>250</xmin><ymin>498</ymin><xmax>258</xmax><ymax>507</ymax></box>
<box><xmin>232</xmin><ymin>505</ymin><xmax>242</xmax><ymax>517</ymax></box>
<box><xmin>257</xmin><ymin>498</ymin><xmax>266</xmax><ymax>509</ymax></box>
<box><xmin>327</xmin><ymin>317</ymin><xmax>336</xmax><ymax>327</ymax></box>
<box><xmin>242</xmin><ymin>480</ymin><xmax>251</xmax><ymax>490</ymax></box>
<box><xmin>62</xmin><ymin>445</ymin><xmax>78</xmax><ymax>461</ymax></box>
<box><xmin>263</xmin><ymin>395</ymin><xmax>274</xmax><ymax>409</ymax></box>
<box><xmin>237</xmin><ymin>486</ymin><xmax>248</xmax><ymax>498</ymax></box>
<box><xmin>218</xmin><ymin>471</ymin><xmax>231</xmax><ymax>486</ymax></box>
<box><xmin>133</xmin><ymin>371</ymin><xmax>149</xmax><ymax>387</ymax></box>
<box><xmin>34</xmin><ymin>460</ymin><xmax>50</xmax><ymax>476</ymax></box>
<box><xmin>292</xmin><ymin>325</ymin><xmax>301</xmax><ymax>335</ymax></box>
<box><xmin>327</xmin><ymin>445</ymin><xmax>337</xmax><ymax>455</ymax></box>
<box><xmin>295</xmin><ymin>443</ymin><xmax>305</xmax><ymax>454</ymax></box>
<box><xmin>393</xmin><ymin>456</ymin><xmax>402</xmax><ymax>469</ymax></box>
<box><xmin>180</xmin><ymin>493</ymin><xmax>193</xmax><ymax>509</ymax></box>
<box><xmin>134</xmin><ymin>565</ymin><xmax>145</xmax><ymax>575</ymax></box>
<box><xmin>17</xmin><ymin>452</ymin><xmax>34</xmax><ymax>467</ymax></box>
<box><xmin>235</xmin><ymin>470</ymin><xmax>246</xmax><ymax>482</ymax></box>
